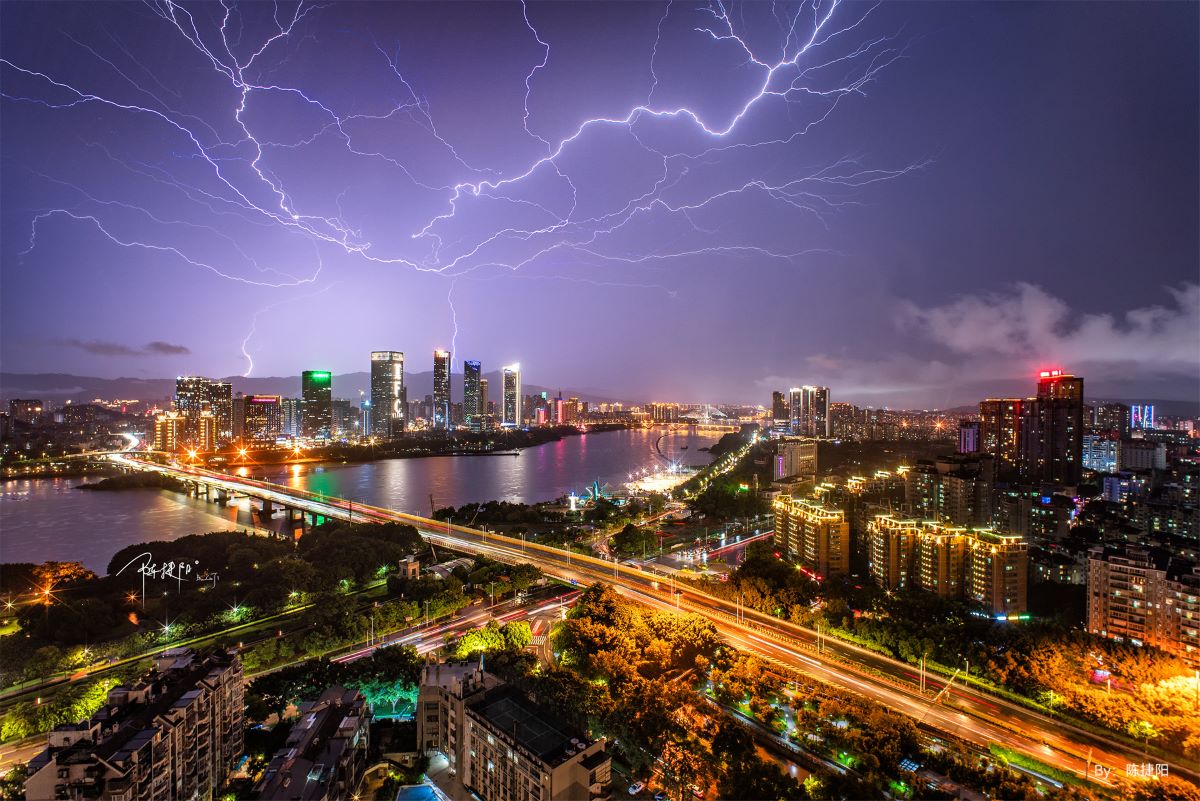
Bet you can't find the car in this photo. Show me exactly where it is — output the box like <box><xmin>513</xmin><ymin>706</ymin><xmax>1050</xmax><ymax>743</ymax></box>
<box><xmin>627</xmin><ymin>782</ymin><xmax>645</xmax><ymax>795</ymax></box>
<box><xmin>654</xmin><ymin>792</ymin><xmax>668</xmax><ymax>801</ymax></box>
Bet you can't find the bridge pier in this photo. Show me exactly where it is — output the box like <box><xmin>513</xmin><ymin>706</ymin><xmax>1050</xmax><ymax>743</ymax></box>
<box><xmin>216</xmin><ymin>489</ymin><xmax>229</xmax><ymax>506</ymax></box>
<box><xmin>284</xmin><ymin>507</ymin><xmax>307</xmax><ymax>540</ymax></box>
<box><xmin>255</xmin><ymin>497</ymin><xmax>275</xmax><ymax>519</ymax></box>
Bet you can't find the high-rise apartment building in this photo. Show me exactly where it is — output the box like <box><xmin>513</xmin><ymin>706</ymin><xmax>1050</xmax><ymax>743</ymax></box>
<box><xmin>301</xmin><ymin>370</ymin><xmax>333</xmax><ymax>439</ymax></box>
<box><xmin>207</xmin><ymin>380</ymin><xmax>232</xmax><ymax>443</ymax></box>
<box><xmin>1087</xmin><ymin>546</ymin><xmax>1200</xmax><ymax>664</ymax></box>
<box><xmin>8</xmin><ymin>399</ymin><xmax>43</xmax><ymax>425</ymax></box>
<box><xmin>979</xmin><ymin>398</ymin><xmax>1023</xmax><ymax>481</ymax></box>
<box><xmin>773</xmin><ymin>439</ymin><xmax>817</xmax><ymax>481</ymax></box>
<box><xmin>867</xmin><ymin>516</ymin><xmax>921</xmax><ymax>591</ymax></box>
<box><xmin>433</xmin><ymin>350</ymin><xmax>452</xmax><ymax>431</ymax></box>
<box><xmin>771</xmin><ymin>391</ymin><xmax>789</xmax><ymax>429</ymax></box>
<box><xmin>773</xmin><ymin>497</ymin><xmax>849</xmax><ymax>579</ymax></box>
<box><xmin>281</xmin><ymin>398</ymin><xmax>302</xmax><ymax>438</ymax></box>
<box><xmin>867</xmin><ymin>516</ymin><xmax>1028</xmax><ymax>616</ymax></box>
<box><xmin>24</xmin><ymin>649</ymin><xmax>244</xmax><ymax>801</ymax></box>
<box><xmin>789</xmin><ymin>386</ymin><xmax>830</xmax><ymax>438</ymax></box>
<box><xmin>502</xmin><ymin>364</ymin><xmax>521</xmax><ymax>428</ymax></box>
<box><xmin>957</xmin><ymin>421</ymin><xmax>980</xmax><ymax>454</ymax></box>
<box><xmin>1082</xmin><ymin>435</ymin><xmax>1118</xmax><ymax>473</ymax></box>
<box><xmin>904</xmin><ymin>454</ymin><xmax>994</xmax><ymax>527</ymax></box>
<box><xmin>463</xmin><ymin>360</ymin><xmax>482</xmax><ymax>432</ymax></box>
<box><xmin>1020</xmin><ymin>370</ymin><xmax>1084</xmax><ymax>486</ymax></box>
<box><xmin>1095</xmin><ymin>402</ymin><xmax>1131</xmax><ymax>438</ymax></box>
<box><xmin>370</xmin><ymin>351</ymin><xmax>406</xmax><ymax>439</ymax></box>
<box><xmin>154</xmin><ymin>411</ymin><xmax>183</xmax><ymax>452</ymax></box>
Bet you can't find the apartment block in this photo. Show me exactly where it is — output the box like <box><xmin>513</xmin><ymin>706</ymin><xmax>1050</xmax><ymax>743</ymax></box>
<box><xmin>774</xmin><ymin>497</ymin><xmax>850</xmax><ymax>579</ymax></box>
<box><xmin>417</xmin><ymin>663</ymin><xmax>611</xmax><ymax>801</ymax></box>
<box><xmin>24</xmin><ymin>649</ymin><xmax>244</xmax><ymax>801</ymax></box>
<box><xmin>255</xmin><ymin>686</ymin><xmax>370</xmax><ymax>801</ymax></box>
<box><xmin>1087</xmin><ymin>547</ymin><xmax>1200</xmax><ymax>664</ymax></box>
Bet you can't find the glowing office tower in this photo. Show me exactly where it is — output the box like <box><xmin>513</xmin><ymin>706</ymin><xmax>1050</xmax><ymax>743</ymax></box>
<box><xmin>433</xmin><ymin>350</ymin><xmax>451</xmax><ymax>430</ymax></box>
<box><xmin>207</xmin><ymin>380</ymin><xmax>233</xmax><ymax>443</ymax></box>
<box><xmin>463</xmin><ymin>360</ymin><xmax>482</xmax><ymax>432</ymax></box>
<box><xmin>502</xmin><ymin>364</ymin><xmax>521</xmax><ymax>428</ymax></box>
<box><xmin>789</xmin><ymin>386</ymin><xmax>830</xmax><ymax>438</ymax></box>
<box><xmin>370</xmin><ymin>351</ymin><xmax>406</xmax><ymax>439</ymax></box>
<box><xmin>301</xmin><ymin>370</ymin><xmax>333</xmax><ymax>439</ymax></box>
<box><xmin>479</xmin><ymin>378</ymin><xmax>490</xmax><ymax>429</ymax></box>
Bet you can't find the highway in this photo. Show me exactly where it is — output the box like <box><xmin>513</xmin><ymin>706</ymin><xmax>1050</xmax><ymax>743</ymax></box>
<box><xmin>109</xmin><ymin>455</ymin><xmax>1198</xmax><ymax>788</ymax></box>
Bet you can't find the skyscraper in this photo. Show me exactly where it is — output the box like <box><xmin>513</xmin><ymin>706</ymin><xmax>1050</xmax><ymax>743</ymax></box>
<box><xmin>979</xmin><ymin>397</ymin><xmax>1023</xmax><ymax>481</ymax></box>
<box><xmin>502</xmin><ymin>364</ymin><xmax>521</xmax><ymax>428</ymax></box>
<box><xmin>789</xmin><ymin>386</ymin><xmax>830</xmax><ymax>437</ymax></box>
<box><xmin>207</xmin><ymin>380</ymin><xmax>233</xmax><ymax>443</ymax></box>
<box><xmin>463</xmin><ymin>360</ymin><xmax>482</xmax><ymax>432</ymax></box>
<box><xmin>1019</xmin><ymin>369</ymin><xmax>1084</xmax><ymax>486</ymax></box>
<box><xmin>479</xmin><ymin>378</ymin><xmax>490</xmax><ymax>429</ymax></box>
<box><xmin>301</xmin><ymin>370</ymin><xmax>333</xmax><ymax>439</ymax></box>
<box><xmin>771</xmin><ymin>391</ymin><xmax>788</xmax><ymax>429</ymax></box>
<box><xmin>433</xmin><ymin>350</ymin><xmax>451</xmax><ymax>430</ymax></box>
<box><xmin>370</xmin><ymin>351</ymin><xmax>406</xmax><ymax>439</ymax></box>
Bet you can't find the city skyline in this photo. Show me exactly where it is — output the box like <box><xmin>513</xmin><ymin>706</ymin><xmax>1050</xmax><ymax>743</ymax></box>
<box><xmin>1</xmin><ymin>2</ymin><xmax>1196</xmax><ymax>407</ymax></box>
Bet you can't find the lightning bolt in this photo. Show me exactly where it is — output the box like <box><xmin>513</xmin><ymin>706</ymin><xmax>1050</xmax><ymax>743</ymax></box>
<box><xmin>3</xmin><ymin>0</ymin><xmax>921</xmax><ymax>374</ymax></box>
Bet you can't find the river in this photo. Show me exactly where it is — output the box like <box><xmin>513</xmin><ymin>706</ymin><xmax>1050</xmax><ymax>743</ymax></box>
<box><xmin>0</xmin><ymin>428</ymin><xmax>718</xmax><ymax>572</ymax></box>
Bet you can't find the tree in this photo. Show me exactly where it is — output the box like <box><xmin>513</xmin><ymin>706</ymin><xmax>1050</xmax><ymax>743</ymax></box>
<box><xmin>1127</xmin><ymin>719</ymin><xmax>1159</xmax><ymax>754</ymax></box>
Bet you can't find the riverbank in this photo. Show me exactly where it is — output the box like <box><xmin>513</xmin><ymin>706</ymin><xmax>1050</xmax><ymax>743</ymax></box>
<box><xmin>76</xmin><ymin>473</ymin><xmax>185</xmax><ymax>492</ymax></box>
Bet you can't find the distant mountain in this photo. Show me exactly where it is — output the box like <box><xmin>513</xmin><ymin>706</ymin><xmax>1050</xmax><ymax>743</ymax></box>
<box><xmin>0</xmin><ymin>371</ymin><xmax>623</xmax><ymax>406</ymax></box>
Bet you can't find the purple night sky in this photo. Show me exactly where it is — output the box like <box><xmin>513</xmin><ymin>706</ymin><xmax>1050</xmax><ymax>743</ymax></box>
<box><xmin>1</xmin><ymin>2</ymin><xmax>1196</xmax><ymax>407</ymax></box>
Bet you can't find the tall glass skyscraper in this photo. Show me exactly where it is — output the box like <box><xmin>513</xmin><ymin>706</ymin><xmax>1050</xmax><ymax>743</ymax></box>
<box><xmin>789</xmin><ymin>386</ymin><xmax>830</xmax><ymax>438</ymax></box>
<box><xmin>502</xmin><ymin>363</ymin><xmax>521</xmax><ymax>428</ymax></box>
<box><xmin>370</xmin><ymin>351</ymin><xmax>405</xmax><ymax>439</ymax></box>
<box><xmin>207</xmin><ymin>380</ymin><xmax>232</xmax><ymax>443</ymax></box>
<box><xmin>463</xmin><ymin>360</ymin><xmax>482</xmax><ymax>432</ymax></box>
<box><xmin>301</xmin><ymin>370</ymin><xmax>333</xmax><ymax>439</ymax></box>
<box><xmin>433</xmin><ymin>350</ymin><xmax>451</xmax><ymax>430</ymax></box>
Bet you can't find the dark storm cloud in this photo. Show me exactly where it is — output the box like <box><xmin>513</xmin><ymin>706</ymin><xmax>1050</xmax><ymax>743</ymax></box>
<box><xmin>60</xmin><ymin>339</ymin><xmax>190</xmax><ymax>357</ymax></box>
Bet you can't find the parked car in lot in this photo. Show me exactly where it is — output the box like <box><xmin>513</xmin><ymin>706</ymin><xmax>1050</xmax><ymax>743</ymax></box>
<box><xmin>627</xmin><ymin>781</ymin><xmax>645</xmax><ymax>795</ymax></box>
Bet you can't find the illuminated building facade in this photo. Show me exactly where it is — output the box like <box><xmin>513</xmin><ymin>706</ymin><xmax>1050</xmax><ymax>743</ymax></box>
<box><xmin>789</xmin><ymin>386</ymin><xmax>830</xmax><ymax>438</ymax></box>
<box><xmin>868</xmin><ymin>516</ymin><xmax>921</xmax><ymax>591</ymax></box>
<box><xmin>979</xmin><ymin>398</ymin><xmax>1023</xmax><ymax>481</ymax></box>
<box><xmin>154</xmin><ymin>412</ymin><xmax>182</xmax><ymax>452</ymax></box>
<box><xmin>233</xmin><ymin>394</ymin><xmax>282</xmax><ymax>441</ymax></box>
<box><xmin>502</xmin><ymin>364</ymin><xmax>521</xmax><ymax>428</ymax></box>
<box><xmin>8</xmin><ymin>399</ymin><xmax>43</xmax><ymax>425</ymax></box>
<box><xmin>1082</xmin><ymin>435</ymin><xmax>1118</xmax><ymax>473</ymax></box>
<box><xmin>207</xmin><ymin>380</ymin><xmax>232</xmax><ymax>443</ymax></box>
<box><xmin>1131</xmin><ymin>404</ymin><xmax>1155</xmax><ymax>431</ymax></box>
<box><xmin>464</xmin><ymin>360</ymin><xmax>482</xmax><ymax>432</ymax></box>
<box><xmin>903</xmin><ymin>454</ymin><xmax>994</xmax><ymax>527</ymax></box>
<box><xmin>1095</xmin><ymin>402</ymin><xmax>1131</xmax><ymax>438</ymax></box>
<box><xmin>301</xmin><ymin>370</ymin><xmax>333</xmax><ymax>439</ymax></box>
<box><xmin>773</xmin><ymin>439</ymin><xmax>817</xmax><ymax>481</ymax></box>
<box><xmin>773</xmin><ymin>497</ymin><xmax>849</xmax><ymax>579</ymax></box>
<box><xmin>1019</xmin><ymin>370</ymin><xmax>1084</xmax><ymax>485</ymax></box>
<box><xmin>433</xmin><ymin>349</ymin><xmax>451</xmax><ymax>430</ymax></box>
<box><xmin>868</xmin><ymin>516</ymin><xmax>1028</xmax><ymax>616</ymax></box>
<box><xmin>281</xmin><ymin>398</ymin><xmax>302</xmax><ymax>438</ymax></box>
<box><xmin>1087</xmin><ymin>546</ymin><xmax>1200</xmax><ymax>664</ymax></box>
<box><xmin>370</xmin><ymin>351</ymin><xmax>406</xmax><ymax>439</ymax></box>
<box><xmin>479</xmin><ymin>378</ymin><xmax>490</xmax><ymax>429</ymax></box>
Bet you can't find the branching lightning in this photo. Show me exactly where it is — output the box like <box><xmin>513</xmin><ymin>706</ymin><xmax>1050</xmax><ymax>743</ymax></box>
<box><xmin>2</xmin><ymin>0</ymin><xmax>921</xmax><ymax>372</ymax></box>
